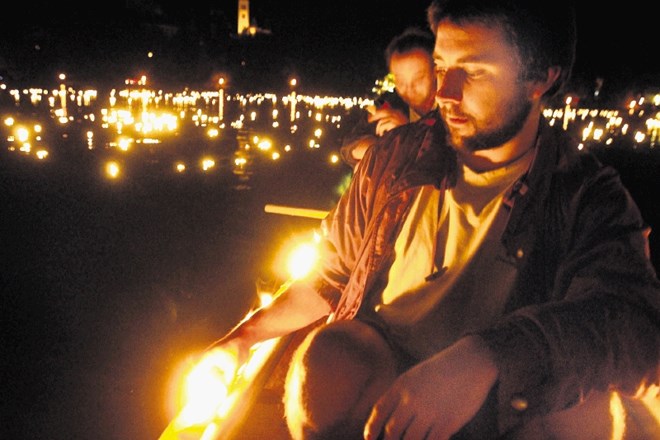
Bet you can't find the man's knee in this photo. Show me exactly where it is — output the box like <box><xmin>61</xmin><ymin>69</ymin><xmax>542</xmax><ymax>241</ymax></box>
<box><xmin>303</xmin><ymin>320</ymin><xmax>394</xmax><ymax>369</ymax></box>
<box><xmin>283</xmin><ymin>320</ymin><xmax>397</xmax><ymax>439</ymax></box>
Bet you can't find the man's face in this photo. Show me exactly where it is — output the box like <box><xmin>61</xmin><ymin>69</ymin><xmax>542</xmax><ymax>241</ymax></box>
<box><xmin>390</xmin><ymin>49</ymin><xmax>437</xmax><ymax>117</ymax></box>
<box><xmin>433</xmin><ymin>20</ymin><xmax>533</xmax><ymax>153</ymax></box>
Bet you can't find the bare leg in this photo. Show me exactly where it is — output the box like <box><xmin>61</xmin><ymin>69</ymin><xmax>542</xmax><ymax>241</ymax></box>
<box><xmin>283</xmin><ymin>320</ymin><xmax>398</xmax><ymax>440</ymax></box>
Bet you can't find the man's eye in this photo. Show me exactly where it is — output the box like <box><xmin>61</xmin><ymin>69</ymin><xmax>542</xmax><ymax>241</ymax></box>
<box><xmin>467</xmin><ymin>70</ymin><xmax>485</xmax><ymax>78</ymax></box>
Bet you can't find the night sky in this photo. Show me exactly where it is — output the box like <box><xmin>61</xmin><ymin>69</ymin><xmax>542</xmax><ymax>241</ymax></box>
<box><xmin>250</xmin><ymin>0</ymin><xmax>660</xmax><ymax>94</ymax></box>
<box><xmin>0</xmin><ymin>1</ymin><xmax>657</xmax><ymax>97</ymax></box>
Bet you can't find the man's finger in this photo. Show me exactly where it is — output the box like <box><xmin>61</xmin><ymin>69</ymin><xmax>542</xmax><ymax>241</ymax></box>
<box><xmin>364</xmin><ymin>398</ymin><xmax>395</xmax><ymax>440</ymax></box>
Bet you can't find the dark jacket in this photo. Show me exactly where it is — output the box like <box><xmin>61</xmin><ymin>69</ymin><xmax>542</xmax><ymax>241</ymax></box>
<box><xmin>307</xmin><ymin>109</ymin><xmax>660</xmax><ymax>435</ymax></box>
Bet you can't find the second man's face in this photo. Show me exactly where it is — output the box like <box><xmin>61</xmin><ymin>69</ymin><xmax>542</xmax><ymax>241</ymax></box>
<box><xmin>390</xmin><ymin>49</ymin><xmax>437</xmax><ymax>117</ymax></box>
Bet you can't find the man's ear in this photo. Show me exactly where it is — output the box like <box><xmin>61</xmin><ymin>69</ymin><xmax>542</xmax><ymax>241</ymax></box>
<box><xmin>531</xmin><ymin>66</ymin><xmax>562</xmax><ymax>99</ymax></box>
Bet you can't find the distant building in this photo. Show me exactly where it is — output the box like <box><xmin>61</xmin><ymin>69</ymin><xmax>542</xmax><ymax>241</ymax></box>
<box><xmin>236</xmin><ymin>0</ymin><xmax>271</xmax><ymax>37</ymax></box>
<box><xmin>238</xmin><ymin>0</ymin><xmax>250</xmax><ymax>35</ymax></box>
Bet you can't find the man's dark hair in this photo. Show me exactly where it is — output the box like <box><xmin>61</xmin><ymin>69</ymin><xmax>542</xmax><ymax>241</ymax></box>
<box><xmin>426</xmin><ymin>0</ymin><xmax>577</xmax><ymax>98</ymax></box>
<box><xmin>384</xmin><ymin>27</ymin><xmax>435</xmax><ymax>66</ymax></box>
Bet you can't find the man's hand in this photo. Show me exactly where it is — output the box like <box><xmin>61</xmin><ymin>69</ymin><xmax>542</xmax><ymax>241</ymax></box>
<box><xmin>364</xmin><ymin>336</ymin><xmax>499</xmax><ymax>440</ymax></box>
<box><xmin>368</xmin><ymin>106</ymin><xmax>409</xmax><ymax>136</ymax></box>
<box><xmin>205</xmin><ymin>335</ymin><xmax>253</xmax><ymax>369</ymax></box>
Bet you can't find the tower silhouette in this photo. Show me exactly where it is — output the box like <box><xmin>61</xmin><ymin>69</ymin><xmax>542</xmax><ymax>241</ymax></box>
<box><xmin>237</xmin><ymin>0</ymin><xmax>250</xmax><ymax>35</ymax></box>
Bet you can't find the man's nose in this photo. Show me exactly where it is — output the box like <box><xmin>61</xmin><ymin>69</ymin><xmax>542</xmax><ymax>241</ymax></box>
<box><xmin>436</xmin><ymin>69</ymin><xmax>465</xmax><ymax>103</ymax></box>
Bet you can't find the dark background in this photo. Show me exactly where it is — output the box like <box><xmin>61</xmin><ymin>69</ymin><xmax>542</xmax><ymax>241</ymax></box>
<box><xmin>2</xmin><ymin>147</ymin><xmax>352</xmax><ymax>439</ymax></box>
<box><xmin>1</xmin><ymin>1</ymin><xmax>658</xmax><ymax>98</ymax></box>
<box><xmin>1</xmin><ymin>2</ymin><xmax>659</xmax><ymax>439</ymax></box>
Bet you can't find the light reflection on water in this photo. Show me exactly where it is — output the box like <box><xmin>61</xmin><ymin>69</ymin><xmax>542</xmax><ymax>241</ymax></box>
<box><xmin>2</xmin><ymin>82</ymin><xmax>658</xmax><ymax>187</ymax></box>
<box><xmin>0</xmin><ymin>83</ymin><xmax>366</xmax><ymax>188</ymax></box>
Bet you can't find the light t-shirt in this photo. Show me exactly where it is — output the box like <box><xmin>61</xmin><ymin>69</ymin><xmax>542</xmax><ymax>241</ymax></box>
<box><xmin>374</xmin><ymin>147</ymin><xmax>535</xmax><ymax>359</ymax></box>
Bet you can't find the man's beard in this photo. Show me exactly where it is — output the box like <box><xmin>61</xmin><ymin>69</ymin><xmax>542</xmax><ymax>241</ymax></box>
<box><xmin>444</xmin><ymin>94</ymin><xmax>532</xmax><ymax>152</ymax></box>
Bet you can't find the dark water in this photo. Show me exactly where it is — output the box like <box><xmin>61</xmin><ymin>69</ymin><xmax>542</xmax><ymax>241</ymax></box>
<box><xmin>1</xmin><ymin>144</ymin><xmax>658</xmax><ymax>440</ymax></box>
<box><xmin>1</xmin><ymin>149</ymin><xmax>349</xmax><ymax>439</ymax></box>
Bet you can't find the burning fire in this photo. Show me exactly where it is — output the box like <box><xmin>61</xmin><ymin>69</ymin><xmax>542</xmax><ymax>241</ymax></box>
<box><xmin>160</xmin><ymin>231</ymin><xmax>322</xmax><ymax>439</ymax></box>
<box><xmin>161</xmin><ymin>338</ymin><xmax>280</xmax><ymax>439</ymax></box>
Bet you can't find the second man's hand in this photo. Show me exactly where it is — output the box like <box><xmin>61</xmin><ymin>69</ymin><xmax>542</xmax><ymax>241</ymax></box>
<box><xmin>368</xmin><ymin>106</ymin><xmax>410</xmax><ymax>136</ymax></box>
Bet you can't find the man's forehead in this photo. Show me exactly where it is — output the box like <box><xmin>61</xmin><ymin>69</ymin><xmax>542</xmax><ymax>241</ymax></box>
<box><xmin>433</xmin><ymin>21</ymin><xmax>514</xmax><ymax>61</ymax></box>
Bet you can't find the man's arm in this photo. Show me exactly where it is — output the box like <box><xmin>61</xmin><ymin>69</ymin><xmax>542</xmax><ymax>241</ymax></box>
<box><xmin>340</xmin><ymin>134</ymin><xmax>377</xmax><ymax>169</ymax></box>
<box><xmin>209</xmin><ymin>280</ymin><xmax>332</xmax><ymax>365</ymax></box>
